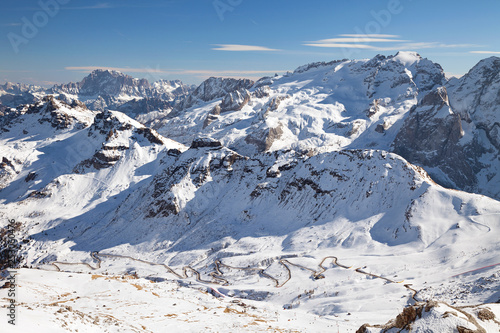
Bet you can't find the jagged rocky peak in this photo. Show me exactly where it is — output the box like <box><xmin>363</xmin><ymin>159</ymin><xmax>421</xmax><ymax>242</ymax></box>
<box><xmin>369</xmin><ymin>51</ymin><xmax>446</xmax><ymax>93</ymax></box>
<box><xmin>464</xmin><ymin>56</ymin><xmax>500</xmax><ymax>80</ymax></box>
<box><xmin>420</xmin><ymin>86</ymin><xmax>449</xmax><ymax>107</ymax></box>
<box><xmin>447</xmin><ymin>56</ymin><xmax>500</xmax><ymax>123</ymax></box>
<box><xmin>0</xmin><ymin>95</ymin><xmax>93</xmax><ymax>135</ymax></box>
<box><xmin>0</xmin><ymin>82</ymin><xmax>44</xmax><ymax>108</ymax></box>
<box><xmin>193</xmin><ymin>77</ymin><xmax>254</xmax><ymax>102</ymax></box>
<box><xmin>46</xmin><ymin>70</ymin><xmax>194</xmax><ymax>115</ymax></box>
<box><xmin>292</xmin><ymin>59</ymin><xmax>348</xmax><ymax>74</ymax></box>
<box><xmin>152</xmin><ymin>79</ymin><xmax>193</xmax><ymax>93</ymax></box>
<box><xmin>75</xmin><ymin>110</ymin><xmax>171</xmax><ymax>172</ymax></box>
<box><xmin>175</xmin><ymin>77</ymin><xmax>255</xmax><ymax>112</ymax></box>
<box><xmin>220</xmin><ymin>89</ymin><xmax>251</xmax><ymax>112</ymax></box>
<box><xmin>77</xmin><ymin>69</ymin><xmax>150</xmax><ymax>96</ymax></box>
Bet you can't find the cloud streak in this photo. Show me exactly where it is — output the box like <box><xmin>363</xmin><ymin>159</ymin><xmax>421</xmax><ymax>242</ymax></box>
<box><xmin>312</xmin><ymin>38</ymin><xmax>407</xmax><ymax>43</ymax></box>
<box><xmin>374</xmin><ymin>42</ymin><xmax>477</xmax><ymax>51</ymax></box>
<box><xmin>305</xmin><ymin>34</ymin><xmax>477</xmax><ymax>51</ymax></box>
<box><xmin>340</xmin><ymin>34</ymin><xmax>400</xmax><ymax>38</ymax></box>
<box><xmin>212</xmin><ymin>44</ymin><xmax>280</xmax><ymax>51</ymax></box>
<box><xmin>303</xmin><ymin>43</ymin><xmax>376</xmax><ymax>49</ymax></box>
<box><xmin>470</xmin><ymin>51</ymin><xmax>500</xmax><ymax>54</ymax></box>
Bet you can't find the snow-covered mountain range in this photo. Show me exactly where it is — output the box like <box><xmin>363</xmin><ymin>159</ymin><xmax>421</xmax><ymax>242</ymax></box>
<box><xmin>1</xmin><ymin>52</ymin><xmax>500</xmax><ymax>331</ymax></box>
<box><xmin>147</xmin><ymin>51</ymin><xmax>499</xmax><ymax>200</ymax></box>
<box><xmin>0</xmin><ymin>69</ymin><xmax>195</xmax><ymax>116</ymax></box>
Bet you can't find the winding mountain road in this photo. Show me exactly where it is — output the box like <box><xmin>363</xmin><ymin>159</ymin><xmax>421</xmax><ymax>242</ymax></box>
<box><xmin>46</xmin><ymin>251</ymin><xmax>420</xmax><ymax>301</ymax></box>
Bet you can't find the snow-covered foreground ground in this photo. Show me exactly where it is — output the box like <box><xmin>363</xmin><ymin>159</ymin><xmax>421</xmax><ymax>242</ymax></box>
<box><xmin>2</xmin><ymin>268</ymin><xmax>344</xmax><ymax>332</ymax></box>
<box><xmin>2</xmin><ymin>246</ymin><xmax>499</xmax><ymax>332</ymax></box>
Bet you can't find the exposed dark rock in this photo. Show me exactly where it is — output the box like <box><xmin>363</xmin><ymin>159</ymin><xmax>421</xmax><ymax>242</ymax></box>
<box><xmin>190</xmin><ymin>137</ymin><xmax>223</xmax><ymax>149</ymax></box>
<box><xmin>47</xmin><ymin>70</ymin><xmax>193</xmax><ymax>113</ymax></box>
<box><xmin>245</xmin><ymin>124</ymin><xmax>284</xmax><ymax>152</ymax></box>
<box><xmin>24</xmin><ymin>172</ymin><xmax>37</xmax><ymax>182</ymax></box>
<box><xmin>477</xmin><ymin>308</ymin><xmax>495</xmax><ymax>321</ymax></box>
<box><xmin>261</xmin><ymin>95</ymin><xmax>289</xmax><ymax>119</ymax></box>
<box><xmin>203</xmin><ymin>105</ymin><xmax>221</xmax><ymax>128</ymax></box>
<box><xmin>252</xmin><ymin>86</ymin><xmax>271</xmax><ymax>98</ymax></box>
<box><xmin>220</xmin><ymin>89</ymin><xmax>251</xmax><ymax>112</ymax></box>
<box><xmin>136</xmin><ymin>127</ymin><xmax>164</xmax><ymax>145</ymax></box>
<box><xmin>375</xmin><ymin>124</ymin><xmax>385</xmax><ymax>133</ymax></box>
<box><xmin>393</xmin><ymin>87</ymin><xmax>475</xmax><ymax>189</ymax></box>
<box><xmin>173</xmin><ymin>77</ymin><xmax>254</xmax><ymax>113</ymax></box>
<box><xmin>0</xmin><ymin>220</ymin><xmax>22</xmax><ymax>270</ymax></box>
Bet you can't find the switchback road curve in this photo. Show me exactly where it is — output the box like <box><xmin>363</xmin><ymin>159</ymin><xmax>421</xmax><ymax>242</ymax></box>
<box><xmin>46</xmin><ymin>251</ymin><xmax>420</xmax><ymax>301</ymax></box>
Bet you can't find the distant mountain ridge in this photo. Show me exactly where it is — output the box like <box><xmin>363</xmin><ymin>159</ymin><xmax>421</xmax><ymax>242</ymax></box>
<box><xmin>0</xmin><ymin>69</ymin><xmax>195</xmax><ymax>115</ymax></box>
<box><xmin>49</xmin><ymin>69</ymin><xmax>195</xmax><ymax>114</ymax></box>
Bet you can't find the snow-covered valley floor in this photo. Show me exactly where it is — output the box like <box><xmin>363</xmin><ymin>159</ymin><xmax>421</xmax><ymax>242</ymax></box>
<box><xmin>2</xmin><ymin>245</ymin><xmax>500</xmax><ymax>332</ymax></box>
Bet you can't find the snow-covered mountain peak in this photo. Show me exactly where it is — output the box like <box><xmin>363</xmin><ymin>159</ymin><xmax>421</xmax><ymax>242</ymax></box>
<box><xmin>77</xmin><ymin>69</ymin><xmax>150</xmax><ymax>96</ymax></box>
<box><xmin>446</xmin><ymin>55</ymin><xmax>500</xmax><ymax>128</ymax></box>
<box><xmin>393</xmin><ymin>51</ymin><xmax>422</xmax><ymax>65</ymax></box>
<box><xmin>467</xmin><ymin>56</ymin><xmax>500</xmax><ymax>77</ymax></box>
<box><xmin>1</xmin><ymin>95</ymin><xmax>94</xmax><ymax>132</ymax></box>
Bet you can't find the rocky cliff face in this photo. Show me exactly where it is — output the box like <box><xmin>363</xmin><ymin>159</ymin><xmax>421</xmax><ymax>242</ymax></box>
<box><xmin>391</xmin><ymin>56</ymin><xmax>500</xmax><ymax>198</ymax></box>
<box><xmin>55</xmin><ymin>69</ymin><xmax>150</xmax><ymax>97</ymax></box>
<box><xmin>172</xmin><ymin>77</ymin><xmax>254</xmax><ymax>113</ymax></box>
<box><xmin>443</xmin><ymin>57</ymin><xmax>500</xmax><ymax>198</ymax></box>
<box><xmin>393</xmin><ymin>87</ymin><xmax>475</xmax><ymax>189</ymax></box>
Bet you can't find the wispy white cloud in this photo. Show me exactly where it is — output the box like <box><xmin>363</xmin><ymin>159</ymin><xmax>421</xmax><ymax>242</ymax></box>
<box><xmin>470</xmin><ymin>51</ymin><xmax>500</xmax><ymax>54</ymax></box>
<box><xmin>304</xmin><ymin>43</ymin><xmax>376</xmax><ymax>49</ymax></box>
<box><xmin>305</xmin><ymin>34</ymin><xmax>401</xmax><ymax>49</ymax></box>
<box><xmin>305</xmin><ymin>34</ymin><xmax>477</xmax><ymax>52</ymax></box>
<box><xmin>212</xmin><ymin>44</ymin><xmax>280</xmax><ymax>52</ymax></box>
<box><xmin>313</xmin><ymin>38</ymin><xmax>407</xmax><ymax>43</ymax></box>
<box><xmin>374</xmin><ymin>42</ymin><xmax>477</xmax><ymax>51</ymax></box>
<box><xmin>340</xmin><ymin>34</ymin><xmax>400</xmax><ymax>38</ymax></box>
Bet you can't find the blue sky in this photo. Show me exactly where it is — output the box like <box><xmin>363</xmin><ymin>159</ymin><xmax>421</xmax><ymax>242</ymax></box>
<box><xmin>1</xmin><ymin>0</ymin><xmax>500</xmax><ymax>86</ymax></box>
